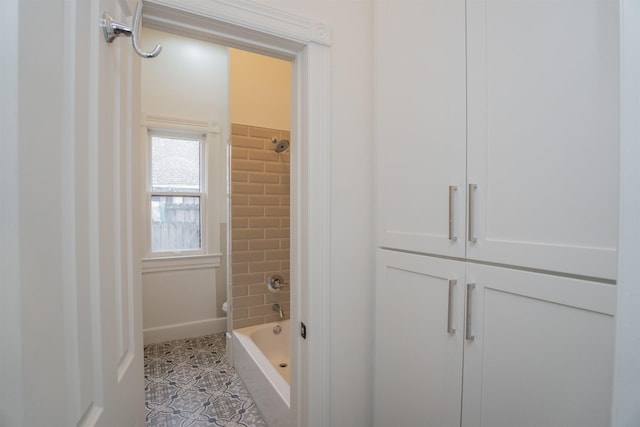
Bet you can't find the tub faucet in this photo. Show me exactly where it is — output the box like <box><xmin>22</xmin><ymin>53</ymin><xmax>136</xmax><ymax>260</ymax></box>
<box><xmin>272</xmin><ymin>303</ymin><xmax>285</xmax><ymax>319</ymax></box>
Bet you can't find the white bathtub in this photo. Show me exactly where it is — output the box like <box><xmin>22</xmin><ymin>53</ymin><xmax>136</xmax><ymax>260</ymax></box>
<box><xmin>233</xmin><ymin>320</ymin><xmax>291</xmax><ymax>427</ymax></box>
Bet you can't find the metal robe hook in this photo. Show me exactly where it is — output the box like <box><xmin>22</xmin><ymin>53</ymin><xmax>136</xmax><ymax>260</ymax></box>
<box><xmin>101</xmin><ymin>2</ymin><xmax>162</xmax><ymax>58</ymax></box>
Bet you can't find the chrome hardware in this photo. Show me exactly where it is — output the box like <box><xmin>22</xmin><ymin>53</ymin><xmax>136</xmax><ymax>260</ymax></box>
<box><xmin>466</xmin><ymin>283</ymin><xmax>475</xmax><ymax>341</ymax></box>
<box><xmin>447</xmin><ymin>279</ymin><xmax>456</xmax><ymax>334</ymax></box>
<box><xmin>267</xmin><ymin>275</ymin><xmax>286</xmax><ymax>293</ymax></box>
<box><xmin>272</xmin><ymin>303</ymin><xmax>285</xmax><ymax>319</ymax></box>
<box><xmin>273</xmin><ymin>324</ymin><xmax>282</xmax><ymax>334</ymax></box>
<box><xmin>468</xmin><ymin>184</ymin><xmax>478</xmax><ymax>243</ymax></box>
<box><xmin>449</xmin><ymin>185</ymin><xmax>458</xmax><ymax>241</ymax></box>
<box><xmin>101</xmin><ymin>2</ymin><xmax>162</xmax><ymax>58</ymax></box>
<box><xmin>271</xmin><ymin>138</ymin><xmax>290</xmax><ymax>153</ymax></box>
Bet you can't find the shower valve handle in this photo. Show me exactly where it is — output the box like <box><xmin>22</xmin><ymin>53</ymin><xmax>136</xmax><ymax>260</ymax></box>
<box><xmin>267</xmin><ymin>275</ymin><xmax>286</xmax><ymax>292</ymax></box>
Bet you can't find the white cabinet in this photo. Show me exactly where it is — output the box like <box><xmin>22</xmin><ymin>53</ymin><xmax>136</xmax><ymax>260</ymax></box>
<box><xmin>374</xmin><ymin>0</ymin><xmax>619</xmax><ymax>423</ymax></box>
<box><xmin>374</xmin><ymin>250</ymin><xmax>465</xmax><ymax>427</ymax></box>
<box><xmin>374</xmin><ymin>250</ymin><xmax>617</xmax><ymax>427</ymax></box>
<box><xmin>375</xmin><ymin>0</ymin><xmax>619</xmax><ymax>280</ymax></box>
<box><xmin>465</xmin><ymin>0</ymin><xmax>619</xmax><ymax>280</ymax></box>
<box><xmin>374</xmin><ymin>0</ymin><xmax>467</xmax><ymax>259</ymax></box>
<box><xmin>462</xmin><ymin>264</ymin><xmax>616</xmax><ymax>427</ymax></box>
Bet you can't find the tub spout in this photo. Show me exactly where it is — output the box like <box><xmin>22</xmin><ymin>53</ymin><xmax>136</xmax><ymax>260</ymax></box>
<box><xmin>272</xmin><ymin>303</ymin><xmax>285</xmax><ymax>319</ymax></box>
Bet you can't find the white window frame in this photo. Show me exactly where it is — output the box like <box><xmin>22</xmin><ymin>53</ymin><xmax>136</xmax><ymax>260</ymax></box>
<box><xmin>139</xmin><ymin>112</ymin><xmax>226</xmax><ymax>266</ymax></box>
<box><xmin>146</xmin><ymin>128</ymin><xmax>207</xmax><ymax>258</ymax></box>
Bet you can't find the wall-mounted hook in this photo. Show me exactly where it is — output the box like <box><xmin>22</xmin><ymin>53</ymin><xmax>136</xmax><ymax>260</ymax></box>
<box><xmin>101</xmin><ymin>2</ymin><xmax>162</xmax><ymax>58</ymax></box>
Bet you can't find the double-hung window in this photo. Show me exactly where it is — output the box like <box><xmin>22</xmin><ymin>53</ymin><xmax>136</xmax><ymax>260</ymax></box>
<box><xmin>148</xmin><ymin>130</ymin><xmax>206</xmax><ymax>256</ymax></box>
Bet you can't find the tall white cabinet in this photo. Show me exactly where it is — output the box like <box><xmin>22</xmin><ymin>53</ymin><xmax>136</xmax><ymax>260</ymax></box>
<box><xmin>375</xmin><ymin>0</ymin><xmax>467</xmax><ymax>259</ymax></box>
<box><xmin>374</xmin><ymin>0</ymin><xmax>619</xmax><ymax>424</ymax></box>
<box><xmin>464</xmin><ymin>0</ymin><xmax>619</xmax><ymax>279</ymax></box>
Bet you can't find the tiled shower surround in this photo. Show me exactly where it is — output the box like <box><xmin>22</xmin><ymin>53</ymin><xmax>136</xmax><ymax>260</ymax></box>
<box><xmin>231</xmin><ymin>124</ymin><xmax>290</xmax><ymax>329</ymax></box>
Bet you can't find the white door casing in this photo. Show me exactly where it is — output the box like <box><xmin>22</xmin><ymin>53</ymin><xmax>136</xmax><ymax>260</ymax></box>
<box><xmin>142</xmin><ymin>1</ymin><xmax>332</xmax><ymax>426</ymax></box>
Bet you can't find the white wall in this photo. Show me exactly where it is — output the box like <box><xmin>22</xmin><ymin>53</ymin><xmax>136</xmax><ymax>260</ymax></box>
<box><xmin>612</xmin><ymin>0</ymin><xmax>640</xmax><ymax>424</ymax></box>
<box><xmin>247</xmin><ymin>1</ymin><xmax>375</xmax><ymax>426</ymax></box>
<box><xmin>142</xmin><ymin>267</ymin><xmax>221</xmax><ymax>342</ymax></box>
<box><xmin>1</xmin><ymin>0</ymin><xmax>25</xmax><ymax>423</ymax></box>
<box><xmin>140</xmin><ymin>28</ymin><xmax>229</xmax><ymax>343</ymax></box>
<box><xmin>141</xmin><ymin>28</ymin><xmax>229</xmax><ymax>122</ymax></box>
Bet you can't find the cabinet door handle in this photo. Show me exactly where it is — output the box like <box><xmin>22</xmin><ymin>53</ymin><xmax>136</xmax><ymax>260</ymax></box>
<box><xmin>448</xmin><ymin>186</ymin><xmax>458</xmax><ymax>241</ymax></box>
<box><xmin>447</xmin><ymin>279</ymin><xmax>456</xmax><ymax>334</ymax></box>
<box><xmin>466</xmin><ymin>283</ymin><xmax>475</xmax><ymax>341</ymax></box>
<box><xmin>468</xmin><ymin>184</ymin><xmax>478</xmax><ymax>243</ymax></box>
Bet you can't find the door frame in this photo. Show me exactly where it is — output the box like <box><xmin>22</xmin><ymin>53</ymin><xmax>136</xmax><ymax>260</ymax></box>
<box><xmin>143</xmin><ymin>1</ymin><xmax>332</xmax><ymax>425</ymax></box>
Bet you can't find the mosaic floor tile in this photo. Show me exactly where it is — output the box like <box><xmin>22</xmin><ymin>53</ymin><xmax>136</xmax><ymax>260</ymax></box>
<box><xmin>145</xmin><ymin>333</ymin><xmax>267</xmax><ymax>427</ymax></box>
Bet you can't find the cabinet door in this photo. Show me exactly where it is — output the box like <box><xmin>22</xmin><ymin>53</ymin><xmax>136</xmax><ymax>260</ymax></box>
<box><xmin>461</xmin><ymin>264</ymin><xmax>616</xmax><ymax>427</ymax></box>
<box><xmin>466</xmin><ymin>0</ymin><xmax>619</xmax><ymax>279</ymax></box>
<box><xmin>467</xmin><ymin>0</ymin><xmax>619</xmax><ymax>278</ymax></box>
<box><xmin>374</xmin><ymin>250</ymin><xmax>464</xmax><ymax>427</ymax></box>
<box><xmin>375</xmin><ymin>0</ymin><xmax>466</xmax><ymax>258</ymax></box>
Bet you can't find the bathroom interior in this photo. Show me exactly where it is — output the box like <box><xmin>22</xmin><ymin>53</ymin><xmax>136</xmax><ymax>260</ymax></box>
<box><xmin>6</xmin><ymin>0</ymin><xmax>639</xmax><ymax>425</ymax></box>
<box><xmin>140</xmin><ymin>27</ymin><xmax>291</xmax><ymax>426</ymax></box>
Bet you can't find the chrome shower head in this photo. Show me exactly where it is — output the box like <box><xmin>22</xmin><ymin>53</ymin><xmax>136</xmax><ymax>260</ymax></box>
<box><xmin>271</xmin><ymin>138</ymin><xmax>290</xmax><ymax>153</ymax></box>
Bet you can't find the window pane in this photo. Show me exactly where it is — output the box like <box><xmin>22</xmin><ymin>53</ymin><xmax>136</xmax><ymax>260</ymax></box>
<box><xmin>151</xmin><ymin>196</ymin><xmax>201</xmax><ymax>252</ymax></box>
<box><xmin>151</xmin><ymin>136</ymin><xmax>201</xmax><ymax>192</ymax></box>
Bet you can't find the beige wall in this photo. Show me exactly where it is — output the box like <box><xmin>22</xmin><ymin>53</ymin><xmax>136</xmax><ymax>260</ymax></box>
<box><xmin>229</xmin><ymin>50</ymin><xmax>291</xmax><ymax>328</ymax></box>
<box><xmin>229</xmin><ymin>49</ymin><xmax>291</xmax><ymax>130</ymax></box>
<box><xmin>230</xmin><ymin>124</ymin><xmax>290</xmax><ymax>328</ymax></box>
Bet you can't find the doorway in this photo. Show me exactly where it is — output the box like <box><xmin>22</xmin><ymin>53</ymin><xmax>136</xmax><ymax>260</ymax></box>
<box><xmin>141</xmin><ymin>1</ymin><xmax>332</xmax><ymax>425</ymax></box>
<box><xmin>139</xmin><ymin>25</ymin><xmax>293</xmax><ymax>422</ymax></box>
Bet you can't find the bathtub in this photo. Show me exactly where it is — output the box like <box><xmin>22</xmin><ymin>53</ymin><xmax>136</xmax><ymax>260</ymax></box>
<box><xmin>233</xmin><ymin>320</ymin><xmax>291</xmax><ymax>427</ymax></box>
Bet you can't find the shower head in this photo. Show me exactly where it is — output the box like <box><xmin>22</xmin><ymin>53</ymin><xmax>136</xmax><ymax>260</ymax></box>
<box><xmin>271</xmin><ymin>138</ymin><xmax>290</xmax><ymax>153</ymax></box>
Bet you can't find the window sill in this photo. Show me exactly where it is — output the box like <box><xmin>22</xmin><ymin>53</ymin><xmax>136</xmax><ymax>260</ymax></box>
<box><xmin>141</xmin><ymin>253</ymin><xmax>222</xmax><ymax>274</ymax></box>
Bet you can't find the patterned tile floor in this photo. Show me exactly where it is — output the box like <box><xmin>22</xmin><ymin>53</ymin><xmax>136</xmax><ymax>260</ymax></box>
<box><xmin>144</xmin><ymin>333</ymin><xmax>267</xmax><ymax>427</ymax></box>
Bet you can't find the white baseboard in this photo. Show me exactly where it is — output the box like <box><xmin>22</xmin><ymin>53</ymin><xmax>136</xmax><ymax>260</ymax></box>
<box><xmin>143</xmin><ymin>317</ymin><xmax>227</xmax><ymax>345</ymax></box>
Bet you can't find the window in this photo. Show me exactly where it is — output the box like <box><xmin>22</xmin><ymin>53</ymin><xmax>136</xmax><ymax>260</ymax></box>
<box><xmin>148</xmin><ymin>131</ymin><xmax>205</xmax><ymax>255</ymax></box>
